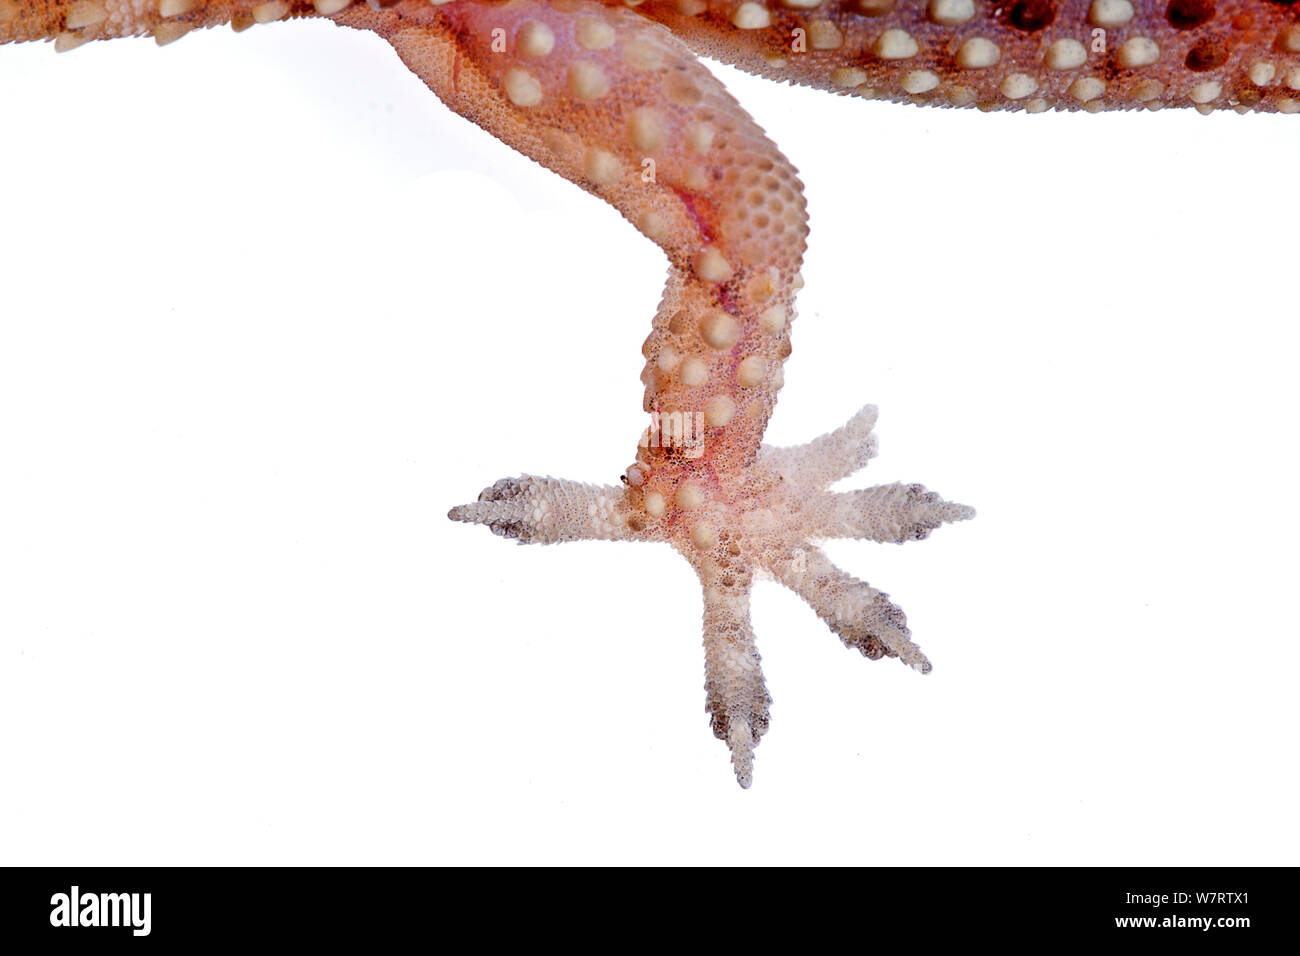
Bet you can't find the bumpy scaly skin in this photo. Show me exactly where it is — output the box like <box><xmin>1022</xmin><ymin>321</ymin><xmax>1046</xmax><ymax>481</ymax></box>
<box><xmin>5</xmin><ymin>1</ymin><xmax>1300</xmax><ymax>110</ymax></box>
<box><xmin>632</xmin><ymin>0</ymin><xmax>1300</xmax><ymax>113</ymax></box>
<box><xmin>4</xmin><ymin>0</ymin><xmax>1289</xmax><ymax>784</ymax></box>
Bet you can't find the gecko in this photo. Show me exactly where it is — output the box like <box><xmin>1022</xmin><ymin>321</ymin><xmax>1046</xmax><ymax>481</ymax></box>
<box><xmin>3</xmin><ymin>1</ymin><xmax>1294</xmax><ymax>788</ymax></box>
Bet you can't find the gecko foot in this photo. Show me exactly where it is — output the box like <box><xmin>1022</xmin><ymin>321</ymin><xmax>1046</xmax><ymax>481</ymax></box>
<box><xmin>449</xmin><ymin>404</ymin><xmax>972</xmax><ymax>786</ymax></box>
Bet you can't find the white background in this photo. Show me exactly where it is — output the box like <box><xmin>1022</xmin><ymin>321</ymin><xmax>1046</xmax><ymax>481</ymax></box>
<box><xmin>1</xmin><ymin>20</ymin><xmax>1296</xmax><ymax>866</ymax></box>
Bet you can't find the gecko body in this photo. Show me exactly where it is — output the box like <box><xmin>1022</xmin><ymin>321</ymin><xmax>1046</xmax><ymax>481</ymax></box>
<box><xmin>3</xmin><ymin>0</ymin><xmax>1292</xmax><ymax>786</ymax></box>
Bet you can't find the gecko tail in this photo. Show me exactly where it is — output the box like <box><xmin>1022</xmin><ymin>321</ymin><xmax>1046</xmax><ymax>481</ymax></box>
<box><xmin>1</xmin><ymin>0</ymin><xmax>150</xmax><ymax>48</ymax></box>
<box><xmin>0</xmin><ymin>0</ymin><xmax>341</xmax><ymax>50</ymax></box>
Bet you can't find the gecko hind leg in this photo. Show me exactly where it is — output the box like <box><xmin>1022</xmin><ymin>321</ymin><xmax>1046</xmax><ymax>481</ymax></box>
<box><xmin>378</xmin><ymin>1</ymin><xmax>971</xmax><ymax>785</ymax></box>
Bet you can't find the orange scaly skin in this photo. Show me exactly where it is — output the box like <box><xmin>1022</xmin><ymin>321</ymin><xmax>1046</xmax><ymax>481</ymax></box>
<box><xmin>3</xmin><ymin>0</ymin><xmax>1290</xmax><ymax>785</ymax></box>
